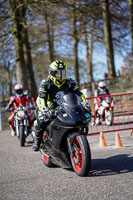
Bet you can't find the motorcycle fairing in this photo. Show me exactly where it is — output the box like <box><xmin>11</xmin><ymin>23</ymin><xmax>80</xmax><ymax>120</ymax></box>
<box><xmin>41</xmin><ymin>93</ymin><xmax>91</xmax><ymax>168</ymax></box>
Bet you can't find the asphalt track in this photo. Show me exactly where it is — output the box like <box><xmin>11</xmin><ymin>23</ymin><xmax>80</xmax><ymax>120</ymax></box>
<box><xmin>0</xmin><ymin>130</ymin><xmax>133</xmax><ymax>200</ymax></box>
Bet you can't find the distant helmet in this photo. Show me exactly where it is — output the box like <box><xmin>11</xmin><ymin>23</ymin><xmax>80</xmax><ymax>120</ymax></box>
<box><xmin>98</xmin><ymin>81</ymin><xmax>106</xmax><ymax>91</ymax></box>
<box><xmin>14</xmin><ymin>84</ymin><xmax>23</xmax><ymax>95</ymax></box>
<box><xmin>49</xmin><ymin>60</ymin><xmax>67</xmax><ymax>86</ymax></box>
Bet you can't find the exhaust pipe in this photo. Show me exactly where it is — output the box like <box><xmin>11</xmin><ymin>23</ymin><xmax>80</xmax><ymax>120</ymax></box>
<box><xmin>40</xmin><ymin>149</ymin><xmax>49</xmax><ymax>158</ymax></box>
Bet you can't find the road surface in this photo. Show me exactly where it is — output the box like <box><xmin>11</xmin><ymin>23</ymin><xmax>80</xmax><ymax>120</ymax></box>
<box><xmin>0</xmin><ymin>130</ymin><xmax>133</xmax><ymax>200</ymax></box>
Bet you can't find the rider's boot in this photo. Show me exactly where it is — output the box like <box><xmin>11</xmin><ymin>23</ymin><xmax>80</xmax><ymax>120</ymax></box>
<box><xmin>10</xmin><ymin>125</ymin><xmax>16</xmax><ymax>136</ymax></box>
<box><xmin>11</xmin><ymin>128</ymin><xmax>16</xmax><ymax>136</ymax></box>
<box><xmin>32</xmin><ymin>124</ymin><xmax>42</xmax><ymax>151</ymax></box>
<box><xmin>32</xmin><ymin>135</ymin><xmax>41</xmax><ymax>151</ymax></box>
<box><xmin>32</xmin><ymin>119</ymin><xmax>46</xmax><ymax>151</ymax></box>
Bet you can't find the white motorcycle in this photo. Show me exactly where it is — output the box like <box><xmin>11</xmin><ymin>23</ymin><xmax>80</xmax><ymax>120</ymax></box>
<box><xmin>95</xmin><ymin>97</ymin><xmax>114</xmax><ymax>126</ymax></box>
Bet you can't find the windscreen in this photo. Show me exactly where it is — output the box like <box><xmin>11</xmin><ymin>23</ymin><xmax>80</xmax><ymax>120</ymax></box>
<box><xmin>57</xmin><ymin>93</ymin><xmax>79</xmax><ymax>107</ymax></box>
<box><xmin>57</xmin><ymin>93</ymin><xmax>86</xmax><ymax>122</ymax></box>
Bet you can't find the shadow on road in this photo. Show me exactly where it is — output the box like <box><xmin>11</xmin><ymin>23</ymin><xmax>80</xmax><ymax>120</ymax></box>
<box><xmin>48</xmin><ymin>154</ymin><xmax>133</xmax><ymax>177</ymax></box>
<box><xmin>90</xmin><ymin>154</ymin><xmax>133</xmax><ymax>176</ymax></box>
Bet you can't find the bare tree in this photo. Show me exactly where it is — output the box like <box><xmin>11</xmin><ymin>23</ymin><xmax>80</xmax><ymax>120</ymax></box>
<box><xmin>22</xmin><ymin>11</ymin><xmax>38</xmax><ymax>98</ymax></box>
<box><xmin>128</xmin><ymin>0</ymin><xmax>133</xmax><ymax>52</ymax></box>
<box><xmin>8</xmin><ymin>0</ymin><xmax>28</xmax><ymax>88</ymax></box>
<box><xmin>8</xmin><ymin>0</ymin><xmax>37</xmax><ymax>98</ymax></box>
<box><xmin>72</xmin><ymin>0</ymin><xmax>80</xmax><ymax>86</ymax></box>
<box><xmin>43</xmin><ymin>5</ymin><xmax>55</xmax><ymax>62</ymax></box>
<box><xmin>102</xmin><ymin>0</ymin><xmax>116</xmax><ymax>78</ymax></box>
<box><xmin>84</xmin><ymin>23</ymin><xmax>93</xmax><ymax>91</ymax></box>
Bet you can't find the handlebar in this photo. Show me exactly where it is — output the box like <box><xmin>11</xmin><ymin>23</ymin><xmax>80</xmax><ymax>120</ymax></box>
<box><xmin>40</xmin><ymin>106</ymin><xmax>61</xmax><ymax>119</ymax></box>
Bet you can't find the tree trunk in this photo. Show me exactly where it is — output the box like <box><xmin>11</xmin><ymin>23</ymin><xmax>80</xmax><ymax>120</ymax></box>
<box><xmin>44</xmin><ymin>5</ymin><xmax>55</xmax><ymax>62</ymax></box>
<box><xmin>73</xmin><ymin>0</ymin><xmax>80</xmax><ymax>86</ymax></box>
<box><xmin>8</xmin><ymin>0</ymin><xmax>37</xmax><ymax>98</ymax></box>
<box><xmin>5</xmin><ymin>62</ymin><xmax>12</xmax><ymax>96</ymax></box>
<box><xmin>84</xmin><ymin>24</ymin><xmax>94</xmax><ymax>92</ymax></box>
<box><xmin>102</xmin><ymin>0</ymin><xmax>116</xmax><ymax>79</ymax></box>
<box><xmin>8</xmin><ymin>0</ymin><xmax>28</xmax><ymax>89</ymax></box>
<box><xmin>128</xmin><ymin>0</ymin><xmax>133</xmax><ymax>53</ymax></box>
<box><xmin>22</xmin><ymin>15</ymin><xmax>38</xmax><ymax>99</ymax></box>
<box><xmin>1</xmin><ymin>82</ymin><xmax>5</xmax><ymax>102</ymax></box>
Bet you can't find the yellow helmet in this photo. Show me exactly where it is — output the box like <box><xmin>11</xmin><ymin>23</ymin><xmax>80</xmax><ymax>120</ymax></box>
<box><xmin>49</xmin><ymin>60</ymin><xmax>67</xmax><ymax>87</ymax></box>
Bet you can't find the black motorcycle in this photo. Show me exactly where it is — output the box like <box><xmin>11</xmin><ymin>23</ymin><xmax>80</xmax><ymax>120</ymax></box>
<box><xmin>39</xmin><ymin>93</ymin><xmax>91</xmax><ymax>176</ymax></box>
<box><xmin>14</xmin><ymin>104</ymin><xmax>32</xmax><ymax>147</ymax></box>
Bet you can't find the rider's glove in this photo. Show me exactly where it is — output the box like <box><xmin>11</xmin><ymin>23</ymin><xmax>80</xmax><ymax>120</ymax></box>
<box><xmin>29</xmin><ymin>103</ymin><xmax>35</xmax><ymax>110</ymax></box>
<box><xmin>46</xmin><ymin>110</ymin><xmax>53</xmax><ymax>118</ymax></box>
<box><xmin>30</xmin><ymin>105</ymin><xmax>35</xmax><ymax>110</ymax></box>
<box><xmin>41</xmin><ymin>107</ymin><xmax>53</xmax><ymax>119</ymax></box>
<box><xmin>54</xmin><ymin>106</ymin><xmax>61</xmax><ymax>117</ymax></box>
<box><xmin>81</xmin><ymin>102</ymin><xmax>91</xmax><ymax>114</ymax></box>
<box><xmin>7</xmin><ymin>108</ymin><xmax>14</xmax><ymax>112</ymax></box>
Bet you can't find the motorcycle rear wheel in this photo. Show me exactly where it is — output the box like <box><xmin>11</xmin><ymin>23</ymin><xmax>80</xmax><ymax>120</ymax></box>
<box><xmin>70</xmin><ymin>135</ymin><xmax>91</xmax><ymax>176</ymax></box>
<box><xmin>19</xmin><ymin>125</ymin><xmax>25</xmax><ymax>147</ymax></box>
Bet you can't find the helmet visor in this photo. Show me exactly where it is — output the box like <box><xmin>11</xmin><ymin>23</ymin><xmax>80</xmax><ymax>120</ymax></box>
<box><xmin>53</xmin><ymin>70</ymin><xmax>67</xmax><ymax>81</ymax></box>
<box><xmin>16</xmin><ymin>89</ymin><xmax>23</xmax><ymax>95</ymax></box>
<box><xmin>100</xmin><ymin>86</ymin><xmax>106</xmax><ymax>90</ymax></box>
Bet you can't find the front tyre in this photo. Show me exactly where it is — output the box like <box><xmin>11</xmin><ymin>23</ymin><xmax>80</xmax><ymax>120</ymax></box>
<box><xmin>105</xmin><ymin>110</ymin><xmax>112</xmax><ymax>126</ymax></box>
<box><xmin>70</xmin><ymin>135</ymin><xmax>91</xmax><ymax>176</ymax></box>
<box><xmin>19</xmin><ymin>125</ymin><xmax>25</xmax><ymax>147</ymax></box>
<box><xmin>95</xmin><ymin>117</ymin><xmax>100</xmax><ymax>125</ymax></box>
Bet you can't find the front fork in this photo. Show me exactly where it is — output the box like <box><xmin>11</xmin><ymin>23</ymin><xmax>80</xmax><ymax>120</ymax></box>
<box><xmin>24</xmin><ymin>119</ymin><xmax>27</xmax><ymax>136</ymax></box>
<box><xmin>67</xmin><ymin>138</ymin><xmax>74</xmax><ymax>158</ymax></box>
<box><xmin>16</xmin><ymin>119</ymin><xmax>19</xmax><ymax>137</ymax></box>
<box><xmin>24</xmin><ymin>118</ymin><xmax>29</xmax><ymax>137</ymax></box>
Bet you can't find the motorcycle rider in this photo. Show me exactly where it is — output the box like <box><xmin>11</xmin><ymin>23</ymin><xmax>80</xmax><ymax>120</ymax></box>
<box><xmin>94</xmin><ymin>81</ymin><xmax>110</xmax><ymax>97</ymax></box>
<box><xmin>6</xmin><ymin>84</ymin><xmax>35</xmax><ymax>136</ymax></box>
<box><xmin>32</xmin><ymin>60</ymin><xmax>91</xmax><ymax>151</ymax></box>
<box><xmin>94</xmin><ymin>81</ymin><xmax>110</xmax><ymax>121</ymax></box>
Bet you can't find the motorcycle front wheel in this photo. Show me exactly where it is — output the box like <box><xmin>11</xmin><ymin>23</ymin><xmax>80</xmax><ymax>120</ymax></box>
<box><xmin>70</xmin><ymin>134</ymin><xmax>91</xmax><ymax>176</ymax></box>
<box><xmin>19</xmin><ymin>125</ymin><xmax>25</xmax><ymax>147</ymax></box>
<box><xmin>105</xmin><ymin>110</ymin><xmax>113</xmax><ymax>126</ymax></box>
<box><xmin>95</xmin><ymin>117</ymin><xmax>100</xmax><ymax>125</ymax></box>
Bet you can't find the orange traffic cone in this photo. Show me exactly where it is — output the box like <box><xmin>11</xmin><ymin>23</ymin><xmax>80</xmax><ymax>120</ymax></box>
<box><xmin>115</xmin><ymin>132</ymin><xmax>123</xmax><ymax>147</ymax></box>
<box><xmin>99</xmin><ymin>132</ymin><xmax>107</xmax><ymax>147</ymax></box>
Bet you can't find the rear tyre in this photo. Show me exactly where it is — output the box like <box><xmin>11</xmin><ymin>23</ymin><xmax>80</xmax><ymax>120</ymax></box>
<box><xmin>19</xmin><ymin>125</ymin><xmax>25</xmax><ymax>147</ymax></box>
<box><xmin>70</xmin><ymin>135</ymin><xmax>91</xmax><ymax>176</ymax></box>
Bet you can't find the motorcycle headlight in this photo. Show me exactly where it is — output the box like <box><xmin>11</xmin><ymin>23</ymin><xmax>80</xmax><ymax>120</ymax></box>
<box><xmin>17</xmin><ymin>110</ymin><xmax>25</xmax><ymax>118</ymax></box>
